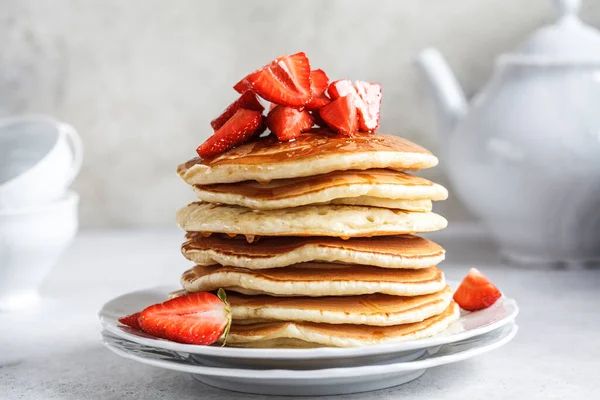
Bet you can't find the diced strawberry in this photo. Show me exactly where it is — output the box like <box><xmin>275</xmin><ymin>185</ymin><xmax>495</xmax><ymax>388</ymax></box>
<box><xmin>354</xmin><ymin>81</ymin><xmax>382</xmax><ymax>131</ymax></box>
<box><xmin>306</xmin><ymin>69</ymin><xmax>331</xmax><ymax>109</ymax></box>
<box><xmin>118</xmin><ymin>312</ymin><xmax>142</xmax><ymax>331</ymax></box>
<box><xmin>319</xmin><ymin>95</ymin><xmax>357</xmax><ymax>136</ymax></box>
<box><xmin>328</xmin><ymin>80</ymin><xmax>381</xmax><ymax>131</ymax></box>
<box><xmin>310</xmin><ymin>69</ymin><xmax>329</xmax><ymax>94</ymax></box>
<box><xmin>197</xmin><ymin>109</ymin><xmax>264</xmax><ymax>158</ymax></box>
<box><xmin>266</xmin><ymin>106</ymin><xmax>314</xmax><ymax>141</ymax></box>
<box><xmin>210</xmin><ymin>91</ymin><xmax>264</xmax><ymax>130</ymax></box>
<box><xmin>139</xmin><ymin>290</ymin><xmax>231</xmax><ymax>346</ymax></box>
<box><xmin>328</xmin><ymin>79</ymin><xmax>355</xmax><ymax>99</ymax></box>
<box><xmin>234</xmin><ymin>52</ymin><xmax>312</xmax><ymax>107</ymax></box>
<box><xmin>453</xmin><ymin>268</ymin><xmax>502</xmax><ymax>311</ymax></box>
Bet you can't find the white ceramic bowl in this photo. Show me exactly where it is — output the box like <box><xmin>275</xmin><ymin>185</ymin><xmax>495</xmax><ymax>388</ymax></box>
<box><xmin>0</xmin><ymin>191</ymin><xmax>79</xmax><ymax>310</ymax></box>
<box><xmin>0</xmin><ymin>115</ymin><xmax>83</xmax><ymax>209</ymax></box>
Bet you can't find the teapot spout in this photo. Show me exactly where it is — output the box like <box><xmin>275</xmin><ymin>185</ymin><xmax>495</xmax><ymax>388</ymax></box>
<box><xmin>416</xmin><ymin>48</ymin><xmax>467</xmax><ymax>139</ymax></box>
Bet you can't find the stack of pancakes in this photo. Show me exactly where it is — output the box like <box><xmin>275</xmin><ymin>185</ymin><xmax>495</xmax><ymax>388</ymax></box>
<box><xmin>175</xmin><ymin>131</ymin><xmax>458</xmax><ymax>348</ymax></box>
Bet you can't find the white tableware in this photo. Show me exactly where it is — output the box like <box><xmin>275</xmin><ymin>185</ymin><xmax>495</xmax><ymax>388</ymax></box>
<box><xmin>0</xmin><ymin>115</ymin><xmax>83</xmax><ymax>209</ymax></box>
<box><xmin>0</xmin><ymin>191</ymin><xmax>79</xmax><ymax>310</ymax></box>
<box><xmin>416</xmin><ymin>0</ymin><xmax>600</xmax><ymax>265</ymax></box>
<box><xmin>102</xmin><ymin>323</ymin><xmax>518</xmax><ymax>396</ymax></box>
<box><xmin>99</xmin><ymin>285</ymin><xmax>518</xmax><ymax>369</ymax></box>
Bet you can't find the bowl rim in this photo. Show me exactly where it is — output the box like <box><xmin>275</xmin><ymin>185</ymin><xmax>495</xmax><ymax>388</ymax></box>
<box><xmin>0</xmin><ymin>191</ymin><xmax>79</xmax><ymax>216</ymax></box>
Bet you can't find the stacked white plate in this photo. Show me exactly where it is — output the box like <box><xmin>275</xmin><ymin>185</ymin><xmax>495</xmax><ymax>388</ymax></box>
<box><xmin>99</xmin><ymin>285</ymin><xmax>519</xmax><ymax>396</ymax></box>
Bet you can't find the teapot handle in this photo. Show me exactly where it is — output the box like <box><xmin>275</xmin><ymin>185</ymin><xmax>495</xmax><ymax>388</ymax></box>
<box><xmin>553</xmin><ymin>0</ymin><xmax>580</xmax><ymax>18</ymax></box>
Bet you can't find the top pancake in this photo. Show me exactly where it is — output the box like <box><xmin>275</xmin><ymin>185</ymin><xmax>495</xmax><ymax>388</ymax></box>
<box><xmin>191</xmin><ymin>169</ymin><xmax>448</xmax><ymax>210</ymax></box>
<box><xmin>178</xmin><ymin>131</ymin><xmax>438</xmax><ymax>185</ymax></box>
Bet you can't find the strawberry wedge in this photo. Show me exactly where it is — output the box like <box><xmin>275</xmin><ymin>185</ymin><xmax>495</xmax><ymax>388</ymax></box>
<box><xmin>453</xmin><ymin>268</ymin><xmax>502</xmax><ymax>311</ymax></box>
<box><xmin>211</xmin><ymin>91</ymin><xmax>264</xmax><ymax>130</ymax></box>
<box><xmin>306</xmin><ymin>69</ymin><xmax>331</xmax><ymax>109</ymax></box>
<box><xmin>234</xmin><ymin>52</ymin><xmax>312</xmax><ymax>107</ymax></box>
<box><xmin>267</xmin><ymin>106</ymin><xmax>314</xmax><ymax>140</ymax></box>
<box><xmin>319</xmin><ymin>95</ymin><xmax>357</xmax><ymax>136</ymax></box>
<box><xmin>197</xmin><ymin>108</ymin><xmax>264</xmax><ymax>159</ymax></box>
<box><xmin>328</xmin><ymin>80</ymin><xmax>382</xmax><ymax>131</ymax></box>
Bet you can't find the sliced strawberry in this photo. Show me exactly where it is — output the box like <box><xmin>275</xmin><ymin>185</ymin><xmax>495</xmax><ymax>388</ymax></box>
<box><xmin>197</xmin><ymin>109</ymin><xmax>264</xmax><ymax>159</ymax></box>
<box><xmin>267</xmin><ymin>106</ymin><xmax>314</xmax><ymax>141</ymax></box>
<box><xmin>139</xmin><ymin>289</ymin><xmax>231</xmax><ymax>346</ymax></box>
<box><xmin>234</xmin><ymin>52</ymin><xmax>312</xmax><ymax>107</ymax></box>
<box><xmin>328</xmin><ymin>79</ymin><xmax>355</xmax><ymax>99</ymax></box>
<box><xmin>319</xmin><ymin>95</ymin><xmax>357</xmax><ymax>136</ymax></box>
<box><xmin>354</xmin><ymin>81</ymin><xmax>382</xmax><ymax>131</ymax></box>
<box><xmin>310</xmin><ymin>69</ymin><xmax>329</xmax><ymax>94</ymax></box>
<box><xmin>453</xmin><ymin>268</ymin><xmax>502</xmax><ymax>311</ymax></box>
<box><xmin>118</xmin><ymin>312</ymin><xmax>142</xmax><ymax>331</ymax></box>
<box><xmin>210</xmin><ymin>91</ymin><xmax>264</xmax><ymax>130</ymax></box>
<box><xmin>328</xmin><ymin>80</ymin><xmax>381</xmax><ymax>131</ymax></box>
<box><xmin>306</xmin><ymin>69</ymin><xmax>331</xmax><ymax>109</ymax></box>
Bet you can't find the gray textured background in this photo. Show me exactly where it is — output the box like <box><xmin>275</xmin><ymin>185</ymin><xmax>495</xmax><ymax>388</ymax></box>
<box><xmin>2</xmin><ymin>0</ymin><xmax>599</xmax><ymax>228</ymax></box>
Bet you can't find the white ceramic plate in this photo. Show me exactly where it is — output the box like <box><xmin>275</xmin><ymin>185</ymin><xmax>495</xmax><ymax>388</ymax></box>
<box><xmin>102</xmin><ymin>323</ymin><xmax>518</xmax><ymax>396</ymax></box>
<box><xmin>99</xmin><ymin>285</ymin><xmax>519</xmax><ymax>369</ymax></box>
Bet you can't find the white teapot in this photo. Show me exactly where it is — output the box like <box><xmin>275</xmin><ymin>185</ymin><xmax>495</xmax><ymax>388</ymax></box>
<box><xmin>416</xmin><ymin>0</ymin><xmax>600</xmax><ymax>265</ymax></box>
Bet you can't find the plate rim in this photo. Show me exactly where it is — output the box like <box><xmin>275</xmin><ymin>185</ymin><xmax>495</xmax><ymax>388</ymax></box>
<box><xmin>102</xmin><ymin>323</ymin><xmax>518</xmax><ymax>379</ymax></box>
<box><xmin>99</xmin><ymin>284</ymin><xmax>519</xmax><ymax>359</ymax></box>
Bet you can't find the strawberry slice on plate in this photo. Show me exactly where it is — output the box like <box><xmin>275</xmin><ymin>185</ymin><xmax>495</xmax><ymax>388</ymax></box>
<box><xmin>118</xmin><ymin>312</ymin><xmax>142</xmax><ymax>331</ymax></box>
<box><xmin>306</xmin><ymin>69</ymin><xmax>331</xmax><ymax>109</ymax></box>
<box><xmin>328</xmin><ymin>80</ymin><xmax>382</xmax><ymax>131</ymax></box>
<box><xmin>453</xmin><ymin>268</ymin><xmax>502</xmax><ymax>311</ymax></box>
<box><xmin>319</xmin><ymin>94</ymin><xmax>357</xmax><ymax>136</ymax></box>
<box><xmin>197</xmin><ymin>108</ymin><xmax>264</xmax><ymax>159</ymax></box>
<box><xmin>266</xmin><ymin>106</ymin><xmax>314</xmax><ymax>140</ymax></box>
<box><xmin>234</xmin><ymin>52</ymin><xmax>312</xmax><ymax>107</ymax></box>
<box><xmin>210</xmin><ymin>91</ymin><xmax>264</xmax><ymax>130</ymax></box>
<box><xmin>139</xmin><ymin>289</ymin><xmax>231</xmax><ymax>346</ymax></box>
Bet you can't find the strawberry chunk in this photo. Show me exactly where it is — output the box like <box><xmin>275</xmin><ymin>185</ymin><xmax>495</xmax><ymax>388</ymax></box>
<box><xmin>139</xmin><ymin>290</ymin><xmax>231</xmax><ymax>346</ymax></box>
<box><xmin>266</xmin><ymin>106</ymin><xmax>314</xmax><ymax>141</ymax></box>
<box><xmin>328</xmin><ymin>80</ymin><xmax>381</xmax><ymax>131</ymax></box>
<box><xmin>234</xmin><ymin>52</ymin><xmax>312</xmax><ymax>107</ymax></box>
<box><xmin>453</xmin><ymin>268</ymin><xmax>502</xmax><ymax>311</ymax></box>
<box><xmin>306</xmin><ymin>69</ymin><xmax>331</xmax><ymax>109</ymax></box>
<box><xmin>118</xmin><ymin>312</ymin><xmax>142</xmax><ymax>331</ymax></box>
<box><xmin>319</xmin><ymin>95</ymin><xmax>357</xmax><ymax>136</ymax></box>
<box><xmin>328</xmin><ymin>79</ymin><xmax>355</xmax><ymax>99</ymax></box>
<box><xmin>210</xmin><ymin>91</ymin><xmax>264</xmax><ymax>130</ymax></box>
<box><xmin>197</xmin><ymin>109</ymin><xmax>264</xmax><ymax>158</ymax></box>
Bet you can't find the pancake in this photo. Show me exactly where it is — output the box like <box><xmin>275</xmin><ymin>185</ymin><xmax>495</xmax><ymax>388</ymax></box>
<box><xmin>177</xmin><ymin>130</ymin><xmax>438</xmax><ymax>185</ymax></box>
<box><xmin>226</xmin><ymin>302</ymin><xmax>460</xmax><ymax>348</ymax></box>
<box><xmin>176</xmin><ymin>202</ymin><xmax>447</xmax><ymax>237</ymax></box>
<box><xmin>181</xmin><ymin>264</ymin><xmax>445</xmax><ymax>297</ymax></box>
<box><xmin>182</xmin><ymin>234</ymin><xmax>445</xmax><ymax>269</ymax></box>
<box><xmin>227</xmin><ymin>286</ymin><xmax>453</xmax><ymax>326</ymax></box>
<box><xmin>328</xmin><ymin>197</ymin><xmax>432</xmax><ymax>212</ymax></box>
<box><xmin>191</xmin><ymin>169</ymin><xmax>447</xmax><ymax>210</ymax></box>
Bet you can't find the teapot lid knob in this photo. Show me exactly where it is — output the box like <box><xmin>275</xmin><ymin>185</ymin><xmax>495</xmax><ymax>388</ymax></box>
<box><xmin>553</xmin><ymin>0</ymin><xmax>581</xmax><ymax>19</ymax></box>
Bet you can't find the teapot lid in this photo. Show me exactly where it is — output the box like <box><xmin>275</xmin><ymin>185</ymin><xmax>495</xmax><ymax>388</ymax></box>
<box><xmin>500</xmin><ymin>0</ymin><xmax>600</xmax><ymax>65</ymax></box>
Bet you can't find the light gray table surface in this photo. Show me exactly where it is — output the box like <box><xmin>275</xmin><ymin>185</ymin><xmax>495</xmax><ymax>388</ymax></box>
<box><xmin>1</xmin><ymin>225</ymin><xmax>599</xmax><ymax>400</ymax></box>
